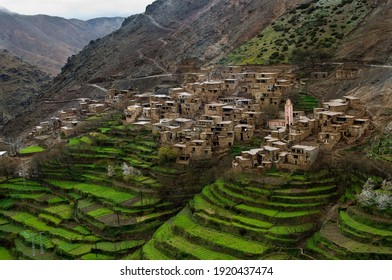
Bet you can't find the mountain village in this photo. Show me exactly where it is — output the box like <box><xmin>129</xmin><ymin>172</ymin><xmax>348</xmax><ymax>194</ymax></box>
<box><xmin>18</xmin><ymin>65</ymin><xmax>371</xmax><ymax>173</ymax></box>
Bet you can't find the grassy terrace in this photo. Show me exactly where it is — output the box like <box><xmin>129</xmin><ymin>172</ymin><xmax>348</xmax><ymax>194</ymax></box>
<box><xmin>46</xmin><ymin>180</ymin><xmax>136</xmax><ymax>205</ymax></box>
<box><xmin>0</xmin><ymin>246</ymin><xmax>12</xmax><ymax>260</ymax></box>
<box><xmin>174</xmin><ymin>208</ymin><xmax>269</xmax><ymax>256</ymax></box>
<box><xmin>144</xmin><ymin>172</ymin><xmax>338</xmax><ymax>259</ymax></box>
<box><xmin>306</xmin><ymin>206</ymin><xmax>392</xmax><ymax>259</ymax></box>
<box><xmin>18</xmin><ymin>145</ymin><xmax>45</xmax><ymax>155</ymax></box>
<box><xmin>147</xmin><ymin>222</ymin><xmax>237</xmax><ymax>260</ymax></box>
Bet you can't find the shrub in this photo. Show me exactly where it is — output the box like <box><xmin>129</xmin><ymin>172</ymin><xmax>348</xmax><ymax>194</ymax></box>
<box><xmin>158</xmin><ymin>146</ymin><xmax>179</xmax><ymax>164</ymax></box>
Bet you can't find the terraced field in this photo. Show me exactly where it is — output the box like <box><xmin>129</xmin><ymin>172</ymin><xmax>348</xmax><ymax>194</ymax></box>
<box><xmin>306</xmin><ymin>206</ymin><xmax>392</xmax><ymax>259</ymax></box>
<box><xmin>143</xmin><ymin>172</ymin><xmax>339</xmax><ymax>259</ymax></box>
<box><xmin>0</xmin><ymin>117</ymin><xmax>188</xmax><ymax>259</ymax></box>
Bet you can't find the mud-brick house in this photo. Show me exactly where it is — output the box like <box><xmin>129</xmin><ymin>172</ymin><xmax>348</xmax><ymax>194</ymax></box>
<box><xmin>219</xmin><ymin>65</ymin><xmax>242</xmax><ymax>79</ymax></box>
<box><xmin>150</xmin><ymin>94</ymin><xmax>171</xmax><ymax>106</ymax></box>
<box><xmin>57</xmin><ymin>108</ymin><xmax>78</xmax><ymax>121</ymax></box>
<box><xmin>172</xmin><ymin>118</ymin><xmax>193</xmax><ymax>130</ymax></box>
<box><xmin>268</xmin><ymin>119</ymin><xmax>286</xmax><ymax>130</ymax></box>
<box><xmin>232</xmin><ymin>145</ymin><xmax>281</xmax><ymax>172</ymax></box>
<box><xmin>176</xmin><ymin>92</ymin><xmax>202</xmax><ymax>117</ymax></box>
<box><xmin>160</xmin><ymin>127</ymin><xmax>180</xmax><ymax>144</ymax></box>
<box><xmin>343</xmin><ymin>96</ymin><xmax>366</xmax><ymax>116</ymax></box>
<box><xmin>204</xmin><ymin>103</ymin><xmax>227</xmax><ymax>116</ymax></box>
<box><xmin>241</xmin><ymin>111</ymin><xmax>263</xmax><ymax>127</ymax></box>
<box><xmin>151</xmin><ymin>119</ymin><xmax>177</xmax><ymax>134</ymax></box>
<box><xmin>336</xmin><ymin>67</ymin><xmax>359</xmax><ymax>79</ymax></box>
<box><xmin>212</xmin><ymin>121</ymin><xmax>235</xmax><ymax>151</ymax></box>
<box><xmin>174</xmin><ymin>139</ymin><xmax>212</xmax><ymax>165</ymax></box>
<box><xmin>251</xmin><ymin>79</ymin><xmax>276</xmax><ymax>96</ymax></box>
<box><xmin>160</xmin><ymin>100</ymin><xmax>179</xmax><ymax>119</ymax></box>
<box><xmin>60</xmin><ymin>126</ymin><xmax>74</xmax><ymax>137</ymax></box>
<box><xmin>288</xmin><ymin>117</ymin><xmax>318</xmax><ymax>143</ymax></box>
<box><xmin>344</xmin><ymin>118</ymin><xmax>370</xmax><ymax>143</ymax></box>
<box><xmin>258</xmin><ymin>72</ymin><xmax>279</xmax><ymax>80</ymax></box>
<box><xmin>322</xmin><ymin>99</ymin><xmax>348</xmax><ymax>112</ymax></box>
<box><xmin>88</xmin><ymin>104</ymin><xmax>106</xmax><ymax>114</ymax></box>
<box><xmin>201</xmin><ymin>81</ymin><xmax>225</xmax><ymax>102</ymax></box>
<box><xmin>124</xmin><ymin>105</ymin><xmax>142</xmax><ymax>123</ymax></box>
<box><xmin>318</xmin><ymin>130</ymin><xmax>342</xmax><ymax>149</ymax></box>
<box><xmin>106</xmin><ymin>88</ymin><xmax>127</xmax><ymax>105</ymax></box>
<box><xmin>317</xmin><ymin>111</ymin><xmax>344</xmax><ymax>127</ymax></box>
<box><xmin>232</xmin><ymin>148</ymin><xmax>264</xmax><ymax>172</ymax></box>
<box><xmin>252</xmin><ymin>90</ymin><xmax>282</xmax><ymax>107</ymax></box>
<box><xmin>239</xmin><ymin>72</ymin><xmax>259</xmax><ymax>83</ymax></box>
<box><xmin>224</xmin><ymin>79</ymin><xmax>239</xmax><ymax>92</ymax></box>
<box><xmin>234</xmin><ymin>124</ymin><xmax>255</xmax><ymax>142</ymax></box>
<box><xmin>221</xmin><ymin>105</ymin><xmax>244</xmax><ymax>123</ymax></box>
<box><xmin>277</xmin><ymin>145</ymin><xmax>319</xmax><ymax>170</ymax></box>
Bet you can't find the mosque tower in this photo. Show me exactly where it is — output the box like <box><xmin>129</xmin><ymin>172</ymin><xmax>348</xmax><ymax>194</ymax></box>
<box><xmin>285</xmin><ymin>99</ymin><xmax>293</xmax><ymax>127</ymax></box>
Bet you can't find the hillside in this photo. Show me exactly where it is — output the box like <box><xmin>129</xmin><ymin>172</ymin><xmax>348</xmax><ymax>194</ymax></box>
<box><xmin>222</xmin><ymin>0</ymin><xmax>380</xmax><ymax>65</ymax></box>
<box><xmin>50</xmin><ymin>0</ymin><xmax>310</xmax><ymax>85</ymax></box>
<box><xmin>0</xmin><ymin>8</ymin><xmax>124</xmax><ymax>75</ymax></box>
<box><xmin>336</xmin><ymin>0</ymin><xmax>392</xmax><ymax>64</ymax></box>
<box><xmin>1</xmin><ymin>0</ymin><xmax>311</xmax><ymax>137</ymax></box>
<box><xmin>0</xmin><ymin>50</ymin><xmax>51</xmax><ymax>126</ymax></box>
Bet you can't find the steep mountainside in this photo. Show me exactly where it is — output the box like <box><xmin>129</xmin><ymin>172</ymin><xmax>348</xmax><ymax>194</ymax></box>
<box><xmin>0</xmin><ymin>50</ymin><xmax>51</xmax><ymax>126</ymax></box>
<box><xmin>50</xmin><ymin>0</ymin><xmax>311</xmax><ymax>91</ymax></box>
<box><xmin>336</xmin><ymin>0</ymin><xmax>392</xmax><ymax>64</ymax></box>
<box><xmin>2</xmin><ymin>0</ymin><xmax>311</xmax><ymax>136</ymax></box>
<box><xmin>222</xmin><ymin>0</ymin><xmax>390</xmax><ymax>65</ymax></box>
<box><xmin>0</xmin><ymin>8</ymin><xmax>124</xmax><ymax>75</ymax></box>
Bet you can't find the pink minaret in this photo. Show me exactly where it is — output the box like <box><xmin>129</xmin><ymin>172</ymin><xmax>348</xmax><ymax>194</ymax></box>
<box><xmin>285</xmin><ymin>99</ymin><xmax>293</xmax><ymax>126</ymax></box>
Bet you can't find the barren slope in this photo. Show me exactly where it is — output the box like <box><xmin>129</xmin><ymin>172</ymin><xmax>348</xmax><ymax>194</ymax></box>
<box><xmin>0</xmin><ymin>9</ymin><xmax>124</xmax><ymax>74</ymax></box>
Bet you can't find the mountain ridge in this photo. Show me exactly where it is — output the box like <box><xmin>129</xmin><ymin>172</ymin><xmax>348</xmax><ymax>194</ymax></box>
<box><xmin>0</xmin><ymin>9</ymin><xmax>124</xmax><ymax>75</ymax></box>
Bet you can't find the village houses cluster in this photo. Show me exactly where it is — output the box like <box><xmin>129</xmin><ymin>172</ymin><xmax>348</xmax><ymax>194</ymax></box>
<box><xmin>28</xmin><ymin>98</ymin><xmax>110</xmax><ymax>140</ymax></box>
<box><xmin>118</xmin><ymin>66</ymin><xmax>370</xmax><ymax>172</ymax></box>
<box><xmin>24</xmin><ymin>65</ymin><xmax>370</xmax><ymax>172</ymax></box>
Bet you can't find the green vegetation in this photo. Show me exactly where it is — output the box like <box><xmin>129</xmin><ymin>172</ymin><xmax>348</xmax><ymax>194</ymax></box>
<box><xmin>293</xmin><ymin>93</ymin><xmax>319</xmax><ymax>112</ymax></box>
<box><xmin>144</xmin><ymin>172</ymin><xmax>339</xmax><ymax>259</ymax></box>
<box><xmin>157</xmin><ymin>145</ymin><xmax>179</xmax><ymax>164</ymax></box>
<box><xmin>0</xmin><ymin>246</ymin><xmax>12</xmax><ymax>260</ymax></box>
<box><xmin>19</xmin><ymin>145</ymin><xmax>45</xmax><ymax>154</ymax></box>
<box><xmin>222</xmin><ymin>0</ymin><xmax>371</xmax><ymax>65</ymax></box>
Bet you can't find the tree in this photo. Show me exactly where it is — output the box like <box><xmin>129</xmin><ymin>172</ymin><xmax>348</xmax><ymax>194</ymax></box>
<box><xmin>157</xmin><ymin>146</ymin><xmax>179</xmax><ymax>164</ymax></box>
<box><xmin>107</xmin><ymin>165</ymin><xmax>115</xmax><ymax>178</ymax></box>
<box><xmin>0</xmin><ymin>157</ymin><xmax>18</xmax><ymax>179</ymax></box>
<box><xmin>122</xmin><ymin>162</ymin><xmax>141</xmax><ymax>179</ymax></box>
<box><xmin>291</xmin><ymin>48</ymin><xmax>333</xmax><ymax>67</ymax></box>
<box><xmin>357</xmin><ymin>178</ymin><xmax>376</xmax><ymax>207</ymax></box>
<box><xmin>374</xmin><ymin>193</ymin><xmax>391</xmax><ymax>211</ymax></box>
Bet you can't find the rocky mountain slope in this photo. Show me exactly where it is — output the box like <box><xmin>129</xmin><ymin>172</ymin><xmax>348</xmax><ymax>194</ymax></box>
<box><xmin>49</xmin><ymin>0</ymin><xmax>311</xmax><ymax>91</ymax></box>
<box><xmin>1</xmin><ymin>0</ymin><xmax>311</xmax><ymax>137</ymax></box>
<box><xmin>0</xmin><ymin>8</ymin><xmax>124</xmax><ymax>75</ymax></box>
<box><xmin>336</xmin><ymin>0</ymin><xmax>392</xmax><ymax>64</ymax></box>
<box><xmin>3</xmin><ymin>0</ymin><xmax>392</xmax><ymax>137</ymax></box>
<box><xmin>222</xmin><ymin>0</ymin><xmax>392</xmax><ymax>65</ymax></box>
<box><xmin>0</xmin><ymin>50</ymin><xmax>51</xmax><ymax>126</ymax></box>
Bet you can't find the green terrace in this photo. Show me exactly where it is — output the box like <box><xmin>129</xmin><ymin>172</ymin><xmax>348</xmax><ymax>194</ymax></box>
<box><xmin>45</xmin><ymin>180</ymin><xmax>137</xmax><ymax>205</ymax></box>
<box><xmin>143</xmin><ymin>172</ymin><xmax>339</xmax><ymax>259</ymax></box>
<box><xmin>18</xmin><ymin>145</ymin><xmax>45</xmax><ymax>155</ymax></box>
<box><xmin>306</xmin><ymin>205</ymin><xmax>392</xmax><ymax>259</ymax></box>
<box><xmin>0</xmin><ymin>175</ymin><xmax>178</xmax><ymax>259</ymax></box>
